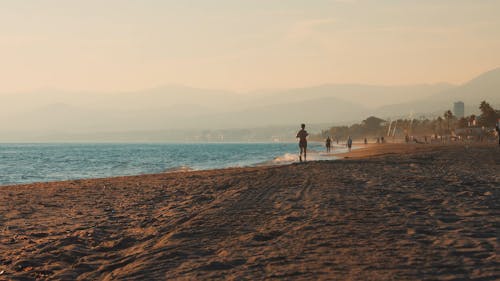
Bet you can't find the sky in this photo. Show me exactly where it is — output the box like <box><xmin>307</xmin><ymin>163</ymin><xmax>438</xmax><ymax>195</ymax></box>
<box><xmin>1</xmin><ymin>0</ymin><xmax>500</xmax><ymax>93</ymax></box>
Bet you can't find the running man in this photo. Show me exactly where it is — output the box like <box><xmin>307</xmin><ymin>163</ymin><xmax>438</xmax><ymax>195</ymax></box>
<box><xmin>296</xmin><ymin>123</ymin><xmax>308</xmax><ymax>162</ymax></box>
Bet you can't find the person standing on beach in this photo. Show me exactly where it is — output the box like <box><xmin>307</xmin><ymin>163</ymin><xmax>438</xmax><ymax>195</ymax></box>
<box><xmin>297</xmin><ymin>124</ymin><xmax>308</xmax><ymax>162</ymax></box>
<box><xmin>347</xmin><ymin>136</ymin><xmax>353</xmax><ymax>152</ymax></box>
<box><xmin>496</xmin><ymin>121</ymin><xmax>500</xmax><ymax>146</ymax></box>
<box><xmin>325</xmin><ymin>136</ymin><xmax>332</xmax><ymax>153</ymax></box>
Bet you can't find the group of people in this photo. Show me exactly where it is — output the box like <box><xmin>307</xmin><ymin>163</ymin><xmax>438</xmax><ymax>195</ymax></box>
<box><xmin>295</xmin><ymin>124</ymin><xmax>353</xmax><ymax>162</ymax></box>
<box><xmin>296</xmin><ymin>122</ymin><xmax>500</xmax><ymax>164</ymax></box>
<box><xmin>325</xmin><ymin>136</ymin><xmax>351</xmax><ymax>152</ymax></box>
<box><xmin>325</xmin><ymin>136</ymin><xmax>353</xmax><ymax>152</ymax></box>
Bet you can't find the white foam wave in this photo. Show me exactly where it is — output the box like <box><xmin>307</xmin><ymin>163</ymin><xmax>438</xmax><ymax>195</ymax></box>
<box><xmin>255</xmin><ymin>150</ymin><xmax>343</xmax><ymax>167</ymax></box>
<box><xmin>271</xmin><ymin>153</ymin><xmax>299</xmax><ymax>164</ymax></box>
<box><xmin>163</xmin><ymin>166</ymin><xmax>195</xmax><ymax>173</ymax></box>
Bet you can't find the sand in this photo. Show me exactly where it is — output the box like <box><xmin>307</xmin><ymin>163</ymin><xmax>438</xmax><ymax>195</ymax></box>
<box><xmin>0</xmin><ymin>144</ymin><xmax>499</xmax><ymax>280</ymax></box>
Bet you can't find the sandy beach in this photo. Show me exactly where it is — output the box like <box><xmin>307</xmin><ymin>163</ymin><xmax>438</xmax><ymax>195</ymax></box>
<box><xmin>0</xmin><ymin>144</ymin><xmax>499</xmax><ymax>280</ymax></box>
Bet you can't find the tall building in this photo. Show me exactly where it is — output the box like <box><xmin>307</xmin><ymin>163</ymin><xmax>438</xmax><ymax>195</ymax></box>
<box><xmin>453</xmin><ymin>101</ymin><xmax>465</xmax><ymax>119</ymax></box>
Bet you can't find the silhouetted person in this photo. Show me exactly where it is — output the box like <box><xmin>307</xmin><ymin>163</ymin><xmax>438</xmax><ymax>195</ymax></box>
<box><xmin>326</xmin><ymin>136</ymin><xmax>332</xmax><ymax>153</ymax></box>
<box><xmin>364</xmin><ymin>138</ymin><xmax>367</xmax><ymax>145</ymax></box>
<box><xmin>347</xmin><ymin>136</ymin><xmax>353</xmax><ymax>152</ymax></box>
<box><xmin>296</xmin><ymin>124</ymin><xmax>308</xmax><ymax>162</ymax></box>
<box><xmin>496</xmin><ymin>123</ymin><xmax>500</xmax><ymax>146</ymax></box>
<box><xmin>381</xmin><ymin>136</ymin><xmax>385</xmax><ymax>143</ymax></box>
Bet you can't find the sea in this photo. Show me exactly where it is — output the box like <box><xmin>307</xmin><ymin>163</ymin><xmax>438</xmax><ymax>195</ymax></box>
<box><xmin>0</xmin><ymin>142</ymin><xmax>347</xmax><ymax>186</ymax></box>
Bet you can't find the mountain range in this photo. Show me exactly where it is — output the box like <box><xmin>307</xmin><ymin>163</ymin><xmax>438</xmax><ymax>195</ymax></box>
<box><xmin>1</xmin><ymin>67</ymin><xmax>499</xmax><ymax>141</ymax></box>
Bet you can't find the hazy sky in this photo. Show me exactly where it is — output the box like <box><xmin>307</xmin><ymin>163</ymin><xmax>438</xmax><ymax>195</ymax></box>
<box><xmin>1</xmin><ymin>0</ymin><xmax>500</xmax><ymax>93</ymax></box>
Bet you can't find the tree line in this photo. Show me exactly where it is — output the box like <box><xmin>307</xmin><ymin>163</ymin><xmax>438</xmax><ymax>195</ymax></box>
<box><xmin>314</xmin><ymin>101</ymin><xmax>499</xmax><ymax>141</ymax></box>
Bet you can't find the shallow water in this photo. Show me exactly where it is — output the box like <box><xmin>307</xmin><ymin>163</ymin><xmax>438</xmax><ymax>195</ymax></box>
<box><xmin>0</xmin><ymin>142</ymin><xmax>346</xmax><ymax>185</ymax></box>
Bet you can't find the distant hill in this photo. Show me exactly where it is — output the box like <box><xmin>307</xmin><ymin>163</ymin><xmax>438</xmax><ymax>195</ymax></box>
<box><xmin>251</xmin><ymin>83</ymin><xmax>453</xmax><ymax>109</ymax></box>
<box><xmin>373</xmin><ymin>68</ymin><xmax>500</xmax><ymax>118</ymax></box>
<box><xmin>438</xmin><ymin>67</ymin><xmax>500</xmax><ymax>104</ymax></box>
<box><xmin>1</xmin><ymin>68</ymin><xmax>499</xmax><ymax>141</ymax></box>
<box><xmin>186</xmin><ymin>96</ymin><xmax>368</xmax><ymax>128</ymax></box>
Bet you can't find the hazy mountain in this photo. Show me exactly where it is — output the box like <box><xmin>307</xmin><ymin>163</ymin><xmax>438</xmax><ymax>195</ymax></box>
<box><xmin>1</xmin><ymin>68</ymin><xmax>499</xmax><ymax>141</ymax></box>
<box><xmin>373</xmin><ymin>67</ymin><xmax>500</xmax><ymax>118</ymax></box>
<box><xmin>186</xmin><ymin>97</ymin><xmax>368</xmax><ymax>129</ymax></box>
<box><xmin>251</xmin><ymin>83</ymin><xmax>453</xmax><ymax>109</ymax></box>
<box><xmin>91</xmin><ymin>85</ymin><xmax>247</xmax><ymax>112</ymax></box>
<box><xmin>0</xmin><ymin>85</ymin><xmax>243</xmax><ymax>114</ymax></box>
<box><xmin>438</xmin><ymin>67</ymin><xmax>500</xmax><ymax>104</ymax></box>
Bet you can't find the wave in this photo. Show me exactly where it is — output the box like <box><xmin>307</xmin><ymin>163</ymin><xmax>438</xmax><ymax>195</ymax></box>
<box><xmin>163</xmin><ymin>166</ymin><xmax>195</xmax><ymax>173</ymax></box>
<box><xmin>270</xmin><ymin>153</ymin><xmax>299</xmax><ymax>164</ymax></box>
<box><xmin>253</xmin><ymin>153</ymin><xmax>297</xmax><ymax>167</ymax></box>
<box><xmin>254</xmin><ymin>150</ymin><xmax>343</xmax><ymax>167</ymax></box>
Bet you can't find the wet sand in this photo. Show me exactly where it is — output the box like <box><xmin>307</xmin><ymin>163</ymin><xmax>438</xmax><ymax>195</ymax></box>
<box><xmin>0</xmin><ymin>144</ymin><xmax>499</xmax><ymax>280</ymax></box>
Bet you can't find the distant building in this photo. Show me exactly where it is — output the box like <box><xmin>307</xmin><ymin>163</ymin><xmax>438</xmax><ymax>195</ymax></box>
<box><xmin>453</xmin><ymin>101</ymin><xmax>465</xmax><ymax>119</ymax></box>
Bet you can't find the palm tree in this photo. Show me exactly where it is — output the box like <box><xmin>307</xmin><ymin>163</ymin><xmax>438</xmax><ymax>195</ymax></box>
<box><xmin>444</xmin><ymin>110</ymin><xmax>453</xmax><ymax>133</ymax></box>
<box><xmin>436</xmin><ymin>116</ymin><xmax>443</xmax><ymax>135</ymax></box>
<box><xmin>478</xmin><ymin>101</ymin><xmax>498</xmax><ymax>127</ymax></box>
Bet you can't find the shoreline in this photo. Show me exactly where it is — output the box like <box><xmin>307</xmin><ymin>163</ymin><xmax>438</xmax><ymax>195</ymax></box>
<box><xmin>0</xmin><ymin>142</ymin><xmax>352</xmax><ymax>188</ymax></box>
<box><xmin>0</xmin><ymin>143</ymin><xmax>405</xmax><ymax>188</ymax></box>
<box><xmin>0</xmin><ymin>143</ymin><xmax>492</xmax><ymax>188</ymax></box>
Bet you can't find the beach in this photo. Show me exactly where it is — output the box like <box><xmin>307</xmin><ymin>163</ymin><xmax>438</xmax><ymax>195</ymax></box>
<box><xmin>0</xmin><ymin>144</ymin><xmax>499</xmax><ymax>280</ymax></box>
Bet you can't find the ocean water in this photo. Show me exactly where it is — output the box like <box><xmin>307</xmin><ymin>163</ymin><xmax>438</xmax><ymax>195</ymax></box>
<box><xmin>0</xmin><ymin>142</ymin><xmax>344</xmax><ymax>186</ymax></box>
